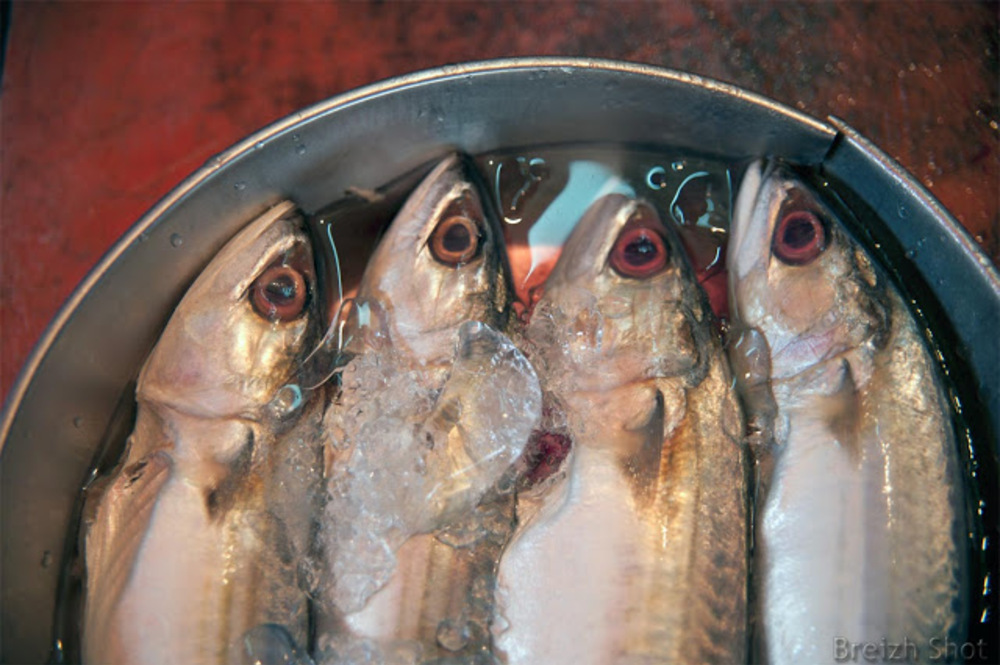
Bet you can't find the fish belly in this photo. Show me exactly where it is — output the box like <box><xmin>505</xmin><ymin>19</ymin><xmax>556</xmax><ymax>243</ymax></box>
<box><xmin>98</xmin><ymin>478</ymin><xmax>232</xmax><ymax>665</ymax></box>
<box><xmin>760</xmin><ymin>409</ymin><xmax>889</xmax><ymax>665</ymax></box>
<box><xmin>496</xmin><ymin>445</ymin><xmax>644</xmax><ymax>665</ymax></box>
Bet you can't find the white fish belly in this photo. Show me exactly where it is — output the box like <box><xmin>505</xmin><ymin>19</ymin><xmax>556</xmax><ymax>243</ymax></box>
<box><xmin>496</xmin><ymin>445</ymin><xmax>644</xmax><ymax>665</ymax></box>
<box><xmin>110</xmin><ymin>479</ymin><xmax>229</xmax><ymax>665</ymax></box>
<box><xmin>761</xmin><ymin>411</ymin><xmax>888</xmax><ymax>665</ymax></box>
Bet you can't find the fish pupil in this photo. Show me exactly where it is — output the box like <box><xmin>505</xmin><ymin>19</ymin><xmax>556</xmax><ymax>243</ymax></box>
<box><xmin>442</xmin><ymin>222</ymin><xmax>472</xmax><ymax>253</ymax></box>
<box><xmin>782</xmin><ymin>216</ymin><xmax>816</xmax><ymax>249</ymax></box>
<box><xmin>265</xmin><ymin>274</ymin><xmax>298</xmax><ymax>304</ymax></box>
<box><xmin>624</xmin><ymin>234</ymin><xmax>659</xmax><ymax>266</ymax></box>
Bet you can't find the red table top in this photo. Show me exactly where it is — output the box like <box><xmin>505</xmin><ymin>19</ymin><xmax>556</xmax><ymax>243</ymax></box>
<box><xmin>2</xmin><ymin>1</ymin><xmax>997</xmax><ymax>406</ymax></box>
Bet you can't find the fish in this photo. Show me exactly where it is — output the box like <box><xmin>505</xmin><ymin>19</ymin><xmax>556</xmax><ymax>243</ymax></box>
<box><xmin>317</xmin><ymin>154</ymin><xmax>541</xmax><ymax>663</ymax></box>
<box><xmin>496</xmin><ymin>193</ymin><xmax>749</xmax><ymax>664</ymax></box>
<box><xmin>727</xmin><ymin>160</ymin><xmax>967</xmax><ymax>664</ymax></box>
<box><xmin>82</xmin><ymin>200</ymin><xmax>328</xmax><ymax>665</ymax></box>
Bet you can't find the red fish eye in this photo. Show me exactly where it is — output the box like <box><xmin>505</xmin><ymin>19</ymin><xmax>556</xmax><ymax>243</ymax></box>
<box><xmin>610</xmin><ymin>226</ymin><xmax>669</xmax><ymax>278</ymax></box>
<box><xmin>430</xmin><ymin>215</ymin><xmax>480</xmax><ymax>266</ymax></box>
<box><xmin>251</xmin><ymin>263</ymin><xmax>308</xmax><ymax>322</ymax></box>
<box><xmin>773</xmin><ymin>210</ymin><xmax>827</xmax><ymax>265</ymax></box>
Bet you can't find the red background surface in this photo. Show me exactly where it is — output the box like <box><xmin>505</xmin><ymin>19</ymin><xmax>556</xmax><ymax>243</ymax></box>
<box><xmin>2</xmin><ymin>1</ymin><xmax>997</xmax><ymax>405</ymax></box>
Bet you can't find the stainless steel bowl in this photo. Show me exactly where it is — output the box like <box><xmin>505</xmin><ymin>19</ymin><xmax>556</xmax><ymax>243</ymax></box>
<box><xmin>2</xmin><ymin>58</ymin><xmax>997</xmax><ymax>664</ymax></box>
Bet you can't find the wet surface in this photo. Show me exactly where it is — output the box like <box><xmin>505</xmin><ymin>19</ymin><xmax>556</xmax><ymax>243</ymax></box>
<box><xmin>1</xmin><ymin>1</ymin><xmax>997</xmax><ymax>402</ymax></box>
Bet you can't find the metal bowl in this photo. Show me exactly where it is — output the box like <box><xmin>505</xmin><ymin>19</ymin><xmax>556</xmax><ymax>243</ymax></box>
<box><xmin>2</xmin><ymin>58</ymin><xmax>997</xmax><ymax>663</ymax></box>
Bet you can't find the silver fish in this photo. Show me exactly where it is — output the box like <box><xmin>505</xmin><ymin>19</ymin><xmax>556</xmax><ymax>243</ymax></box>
<box><xmin>497</xmin><ymin>193</ymin><xmax>749</xmax><ymax>664</ymax></box>
<box><xmin>727</xmin><ymin>161</ymin><xmax>967</xmax><ymax>664</ymax></box>
<box><xmin>83</xmin><ymin>201</ymin><xmax>327</xmax><ymax>665</ymax></box>
<box><xmin>319</xmin><ymin>154</ymin><xmax>540</xmax><ymax>663</ymax></box>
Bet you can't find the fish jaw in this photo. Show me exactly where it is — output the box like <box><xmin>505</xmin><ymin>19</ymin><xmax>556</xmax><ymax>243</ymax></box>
<box><xmin>138</xmin><ymin>200</ymin><xmax>321</xmax><ymax>422</ymax></box>
<box><xmin>357</xmin><ymin>154</ymin><xmax>512</xmax><ymax>367</ymax></box>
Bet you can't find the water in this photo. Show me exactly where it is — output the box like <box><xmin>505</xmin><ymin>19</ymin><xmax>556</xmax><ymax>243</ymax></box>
<box><xmin>474</xmin><ymin>146</ymin><xmax>734</xmax><ymax>320</ymax></box>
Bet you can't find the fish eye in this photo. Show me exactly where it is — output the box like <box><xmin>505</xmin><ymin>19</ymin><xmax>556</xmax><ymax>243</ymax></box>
<box><xmin>772</xmin><ymin>209</ymin><xmax>827</xmax><ymax>266</ymax></box>
<box><xmin>251</xmin><ymin>261</ymin><xmax>308</xmax><ymax>322</ymax></box>
<box><xmin>610</xmin><ymin>217</ymin><xmax>669</xmax><ymax>279</ymax></box>
<box><xmin>430</xmin><ymin>214</ymin><xmax>481</xmax><ymax>266</ymax></box>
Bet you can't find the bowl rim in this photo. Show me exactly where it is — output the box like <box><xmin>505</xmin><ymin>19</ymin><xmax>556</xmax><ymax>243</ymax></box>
<box><xmin>0</xmin><ymin>56</ymin><xmax>838</xmax><ymax>445</ymax></box>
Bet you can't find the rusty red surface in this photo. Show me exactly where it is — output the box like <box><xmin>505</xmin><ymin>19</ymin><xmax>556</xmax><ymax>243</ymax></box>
<box><xmin>1</xmin><ymin>1</ymin><xmax>997</xmax><ymax>404</ymax></box>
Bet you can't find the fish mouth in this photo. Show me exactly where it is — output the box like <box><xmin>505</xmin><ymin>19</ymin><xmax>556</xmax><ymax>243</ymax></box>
<box><xmin>517</xmin><ymin>428</ymin><xmax>573</xmax><ymax>487</ymax></box>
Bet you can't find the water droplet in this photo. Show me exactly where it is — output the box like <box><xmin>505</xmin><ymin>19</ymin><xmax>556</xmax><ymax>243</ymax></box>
<box><xmin>292</xmin><ymin>133</ymin><xmax>301</xmax><ymax>142</ymax></box>
<box><xmin>72</xmin><ymin>416</ymin><xmax>84</xmax><ymax>429</ymax></box>
<box><xmin>170</xmin><ymin>233</ymin><xmax>184</xmax><ymax>248</ymax></box>
<box><xmin>907</xmin><ymin>62</ymin><xmax>916</xmax><ymax>72</ymax></box>
<box><xmin>646</xmin><ymin>166</ymin><xmax>668</xmax><ymax>189</ymax></box>
<box><xmin>254</xmin><ymin>140</ymin><xmax>265</xmax><ymax>150</ymax></box>
<box><xmin>671</xmin><ymin>160</ymin><xmax>686</xmax><ymax>172</ymax></box>
<box><xmin>41</xmin><ymin>551</ymin><xmax>53</xmax><ymax>568</ymax></box>
<box><xmin>896</xmin><ymin>203</ymin><xmax>909</xmax><ymax>219</ymax></box>
<box><xmin>295</xmin><ymin>144</ymin><xmax>307</xmax><ymax>155</ymax></box>
<box><xmin>234</xmin><ymin>181</ymin><xmax>247</xmax><ymax>191</ymax></box>
<box><xmin>436</xmin><ymin>618</ymin><xmax>470</xmax><ymax>652</ymax></box>
<box><xmin>268</xmin><ymin>384</ymin><xmax>304</xmax><ymax>420</ymax></box>
<box><xmin>905</xmin><ymin>249</ymin><xmax>917</xmax><ymax>259</ymax></box>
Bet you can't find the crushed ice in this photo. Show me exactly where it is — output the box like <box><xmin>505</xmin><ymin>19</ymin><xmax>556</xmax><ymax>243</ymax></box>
<box><xmin>318</xmin><ymin>319</ymin><xmax>542</xmax><ymax>615</ymax></box>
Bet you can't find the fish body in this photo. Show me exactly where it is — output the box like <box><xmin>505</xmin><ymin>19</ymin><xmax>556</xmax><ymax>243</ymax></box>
<box><xmin>727</xmin><ymin>161</ymin><xmax>966</xmax><ymax>664</ymax></box>
<box><xmin>497</xmin><ymin>193</ymin><xmax>749</xmax><ymax>664</ymax></box>
<box><xmin>319</xmin><ymin>155</ymin><xmax>540</xmax><ymax>663</ymax></box>
<box><xmin>83</xmin><ymin>201</ymin><xmax>326</xmax><ymax>665</ymax></box>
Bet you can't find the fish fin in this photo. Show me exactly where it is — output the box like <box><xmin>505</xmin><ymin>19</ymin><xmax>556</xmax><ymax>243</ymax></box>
<box><xmin>83</xmin><ymin>450</ymin><xmax>172</xmax><ymax>657</ymax></box>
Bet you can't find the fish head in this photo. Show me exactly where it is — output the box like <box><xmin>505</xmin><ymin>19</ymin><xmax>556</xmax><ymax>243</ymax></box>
<box><xmin>138</xmin><ymin>201</ymin><xmax>322</xmax><ymax>420</ymax></box>
<box><xmin>529</xmin><ymin>193</ymin><xmax>707</xmax><ymax>392</ymax></box>
<box><xmin>356</xmin><ymin>154</ymin><xmax>511</xmax><ymax>367</ymax></box>
<box><xmin>728</xmin><ymin>161</ymin><xmax>888</xmax><ymax>381</ymax></box>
